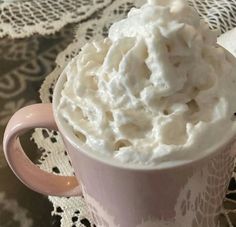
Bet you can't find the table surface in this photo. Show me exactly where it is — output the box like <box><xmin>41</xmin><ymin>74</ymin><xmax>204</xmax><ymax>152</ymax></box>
<box><xmin>0</xmin><ymin>24</ymin><xmax>75</xmax><ymax>227</ymax></box>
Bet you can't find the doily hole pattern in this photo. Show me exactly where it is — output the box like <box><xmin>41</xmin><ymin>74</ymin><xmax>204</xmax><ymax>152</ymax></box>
<box><xmin>0</xmin><ymin>0</ymin><xmax>112</xmax><ymax>38</ymax></box>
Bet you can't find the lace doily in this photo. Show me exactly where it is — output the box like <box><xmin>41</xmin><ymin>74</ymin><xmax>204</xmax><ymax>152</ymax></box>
<box><xmin>0</xmin><ymin>0</ymin><xmax>112</xmax><ymax>38</ymax></box>
<box><xmin>32</xmin><ymin>0</ymin><xmax>236</xmax><ymax>226</ymax></box>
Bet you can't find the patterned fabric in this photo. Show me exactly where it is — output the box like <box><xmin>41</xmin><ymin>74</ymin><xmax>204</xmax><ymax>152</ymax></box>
<box><xmin>0</xmin><ymin>29</ymin><xmax>76</xmax><ymax>226</ymax></box>
<box><xmin>188</xmin><ymin>0</ymin><xmax>236</xmax><ymax>33</ymax></box>
<box><xmin>0</xmin><ymin>0</ymin><xmax>111</xmax><ymax>38</ymax></box>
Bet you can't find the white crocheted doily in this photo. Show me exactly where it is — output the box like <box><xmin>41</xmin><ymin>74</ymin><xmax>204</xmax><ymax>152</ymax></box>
<box><xmin>0</xmin><ymin>0</ymin><xmax>112</xmax><ymax>38</ymax></box>
<box><xmin>31</xmin><ymin>0</ymin><xmax>236</xmax><ymax>226</ymax></box>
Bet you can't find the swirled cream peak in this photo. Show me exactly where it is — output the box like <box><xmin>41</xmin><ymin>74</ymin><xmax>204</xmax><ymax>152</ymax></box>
<box><xmin>58</xmin><ymin>0</ymin><xmax>236</xmax><ymax>166</ymax></box>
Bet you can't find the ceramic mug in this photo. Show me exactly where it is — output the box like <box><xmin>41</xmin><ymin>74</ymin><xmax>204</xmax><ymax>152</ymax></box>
<box><xmin>3</xmin><ymin>70</ymin><xmax>236</xmax><ymax>227</ymax></box>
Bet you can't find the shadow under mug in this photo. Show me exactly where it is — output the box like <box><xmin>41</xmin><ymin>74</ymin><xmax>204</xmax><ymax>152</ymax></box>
<box><xmin>3</xmin><ymin>71</ymin><xmax>236</xmax><ymax>227</ymax></box>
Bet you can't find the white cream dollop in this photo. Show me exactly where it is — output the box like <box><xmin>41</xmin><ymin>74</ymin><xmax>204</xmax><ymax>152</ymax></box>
<box><xmin>58</xmin><ymin>0</ymin><xmax>236</xmax><ymax>166</ymax></box>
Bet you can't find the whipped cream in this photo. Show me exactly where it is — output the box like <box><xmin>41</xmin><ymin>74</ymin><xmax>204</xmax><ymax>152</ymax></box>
<box><xmin>58</xmin><ymin>0</ymin><xmax>236</xmax><ymax>166</ymax></box>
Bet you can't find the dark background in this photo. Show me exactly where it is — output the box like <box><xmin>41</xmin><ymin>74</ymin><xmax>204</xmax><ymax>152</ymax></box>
<box><xmin>0</xmin><ymin>24</ymin><xmax>75</xmax><ymax>227</ymax></box>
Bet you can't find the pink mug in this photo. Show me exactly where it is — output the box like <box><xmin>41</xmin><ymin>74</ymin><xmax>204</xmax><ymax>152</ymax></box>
<box><xmin>3</xmin><ymin>70</ymin><xmax>236</xmax><ymax>227</ymax></box>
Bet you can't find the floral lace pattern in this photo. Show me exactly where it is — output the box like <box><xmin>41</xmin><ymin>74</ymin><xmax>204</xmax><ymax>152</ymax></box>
<box><xmin>0</xmin><ymin>0</ymin><xmax>112</xmax><ymax>38</ymax></box>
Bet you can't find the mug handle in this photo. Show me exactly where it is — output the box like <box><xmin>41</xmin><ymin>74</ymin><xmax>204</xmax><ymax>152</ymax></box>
<box><xmin>3</xmin><ymin>103</ymin><xmax>81</xmax><ymax>197</ymax></box>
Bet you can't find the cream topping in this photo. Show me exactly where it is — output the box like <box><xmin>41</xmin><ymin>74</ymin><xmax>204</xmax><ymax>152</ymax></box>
<box><xmin>58</xmin><ymin>0</ymin><xmax>236</xmax><ymax>166</ymax></box>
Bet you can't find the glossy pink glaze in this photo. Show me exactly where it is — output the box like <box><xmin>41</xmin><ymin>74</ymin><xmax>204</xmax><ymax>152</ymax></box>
<box><xmin>3</xmin><ymin>104</ymin><xmax>81</xmax><ymax>196</ymax></box>
<box><xmin>62</xmin><ymin>135</ymin><xmax>235</xmax><ymax>226</ymax></box>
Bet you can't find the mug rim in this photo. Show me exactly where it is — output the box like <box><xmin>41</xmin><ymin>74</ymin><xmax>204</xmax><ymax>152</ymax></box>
<box><xmin>52</xmin><ymin>67</ymin><xmax>236</xmax><ymax>171</ymax></box>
